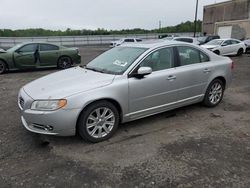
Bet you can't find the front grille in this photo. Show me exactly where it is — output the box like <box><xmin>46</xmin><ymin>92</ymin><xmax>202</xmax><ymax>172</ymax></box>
<box><xmin>19</xmin><ymin>97</ymin><xmax>24</xmax><ymax>109</ymax></box>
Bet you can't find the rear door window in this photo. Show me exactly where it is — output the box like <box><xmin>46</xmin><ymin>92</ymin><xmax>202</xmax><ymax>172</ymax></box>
<box><xmin>40</xmin><ymin>44</ymin><xmax>59</xmax><ymax>51</ymax></box>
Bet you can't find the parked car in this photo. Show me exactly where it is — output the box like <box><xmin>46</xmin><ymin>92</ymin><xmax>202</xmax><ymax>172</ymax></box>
<box><xmin>0</xmin><ymin>42</ymin><xmax>81</xmax><ymax>74</ymax></box>
<box><xmin>18</xmin><ymin>41</ymin><xmax>233</xmax><ymax>142</ymax></box>
<box><xmin>171</xmin><ymin>37</ymin><xmax>200</xmax><ymax>45</ymax></box>
<box><xmin>110</xmin><ymin>38</ymin><xmax>142</xmax><ymax>47</ymax></box>
<box><xmin>243</xmin><ymin>39</ymin><xmax>250</xmax><ymax>53</ymax></box>
<box><xmin>201</xmin><ymin>39</ymin><xmax>246</xmax><ymax>56</ymax></box>
<box><xmin>198</xmin><ymin>35</ymin><xmax>220</xmax><ymax>45</ymax></box>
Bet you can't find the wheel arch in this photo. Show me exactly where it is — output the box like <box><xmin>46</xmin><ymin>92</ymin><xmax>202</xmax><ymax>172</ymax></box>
<box><xmin>0</xmin><ymin>58</ymin><xmax>9</xmax><ymax>70</ymax></box>
<box><xmin>57</xmin><ymin>55</ymin><xmax>73</xmax><ymax>65</ymax></box>
<box><xmin>76</xmin><ymin>98</ymin><xmax>123</xmax><ymax>132</ymax></box>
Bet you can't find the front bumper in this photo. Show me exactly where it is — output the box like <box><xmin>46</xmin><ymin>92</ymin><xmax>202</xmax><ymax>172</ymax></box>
<box><xmin>18</xmin><ymin>89</ymin><xmax>80</xmax><ymax>136</ymax></box>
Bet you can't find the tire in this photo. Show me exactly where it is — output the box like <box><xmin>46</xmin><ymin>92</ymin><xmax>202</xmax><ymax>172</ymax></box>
<box><xmin>57</xmin><ymin>56</ymin><xmax>72</xmax><ymax>69</ymax></box>
<box><xmin>203</xmin><ymin>79</ymin><xmax>225</xmax><ymax>107</ymax></box>
<box><xmin>0</xmin><ymin>60</ymin><xmax>7</xmax><ymax>74</ymax></box>
<box><xmin>237</xmin><ymin>48</ymin><xmax>243</xmax><ymax>56</ymax></box>
<box><xmin>77</xmin><ymin>101</ymin><xmax>120</xmax><ymax>143</ymax></box>
<box><xmin>213</xmin><ymin>50</ymin><xmax>220</xmax><ymax>55</ymax></box>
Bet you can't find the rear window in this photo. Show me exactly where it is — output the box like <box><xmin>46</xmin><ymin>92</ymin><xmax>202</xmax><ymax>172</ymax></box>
<box><xmin>175</xmin><ymin>38</ymin><xmax>193</xmax><ymax>43</ymax></box>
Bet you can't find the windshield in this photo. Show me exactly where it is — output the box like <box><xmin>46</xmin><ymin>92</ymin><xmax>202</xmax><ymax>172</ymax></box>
<box><xmin>86</xmin><ymin>47</ymin><xmax>148</xmax><ymax>75</ymax></box>
<box><xmin>198</xmin><ymin>37</ymin><xmax>207</xmax><ymax>42</ymax></box>
<box><xmin>6</xmin><ymin>44</ymin><xmax>23</xmax><ymax>52</ymax></box>
<box><xmin>206</xmin><ymin>40</ymin><xmax>223</xmax><ymax>46</ymax></box>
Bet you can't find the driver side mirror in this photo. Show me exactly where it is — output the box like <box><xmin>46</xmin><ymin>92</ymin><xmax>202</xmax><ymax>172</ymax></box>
<box><xmin>131</xmin><ymin>67</ymin><xmax>152</xmax><ymax>79</ymax></box>
<box><xmin>221</xmin><ymin>43</ymin><xmax>228</xmax><ymax>46</ymax></box>
<box><xmin>137</xmin><ymin>67</ymin><xmax>152</xmax><ymax>76</ymax></box>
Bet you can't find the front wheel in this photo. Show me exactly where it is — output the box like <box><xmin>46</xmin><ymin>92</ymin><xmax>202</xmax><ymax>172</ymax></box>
<box><xmin>0</xmin><ymin>60</ymin><xmax>7</xmax><ymax>74</ymax></box>
<box><xmin>203</xmin><ymin>79</ymin><xmax>225</xmax><ymax>107</ymax></box>
<box><xmin>57</xmin><ymin>56</ymin><xmax>72</xmax><ymax>69</ymax></box>
<box><xmin>77</xmin><ymin>101</ymin><xmax>119</xmax><ymax>143</ymax></box>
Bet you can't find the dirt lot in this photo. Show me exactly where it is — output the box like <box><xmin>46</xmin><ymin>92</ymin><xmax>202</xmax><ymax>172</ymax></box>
<box><xmin>0</xmin><ymin>46</ymin><xmax>250</xmax><ymax>188</ymax></box>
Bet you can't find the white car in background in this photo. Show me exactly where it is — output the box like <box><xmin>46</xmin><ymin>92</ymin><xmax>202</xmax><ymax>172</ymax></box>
<box><xmin>110</xmin><ymin>38</ymin><xmax>142</xmax><ymax>47</ymax></box>
<box><xmin>201</xmin><ymin>39</ymin><xmax>246</xmax><ymax>56</ymax></box>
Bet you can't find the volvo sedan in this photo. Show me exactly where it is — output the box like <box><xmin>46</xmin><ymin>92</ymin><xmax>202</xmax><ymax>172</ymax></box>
<box><xmin>18</xmin><ymin>41</ymin><xmax>233</xmax><ymax>142</ymax></box>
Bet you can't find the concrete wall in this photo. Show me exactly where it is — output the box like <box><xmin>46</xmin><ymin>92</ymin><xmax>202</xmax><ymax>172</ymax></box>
<box><xmin>203</xmin><ymin>0</ymin><xmax>250</xmax><ymax>39</ymax></box>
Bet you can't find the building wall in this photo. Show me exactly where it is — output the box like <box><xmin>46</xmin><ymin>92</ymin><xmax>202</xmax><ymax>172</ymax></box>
<box><xmin>203</xmin><ymin>0</ymin><xmax>250</xmax><ymax>39</ymax></box>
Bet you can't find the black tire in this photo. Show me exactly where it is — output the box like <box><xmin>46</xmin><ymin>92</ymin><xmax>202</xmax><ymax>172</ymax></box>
<box><xmin>213</xmin><ymin>50</ymin><xmax>220</xmax><ymax>55</ymax></box>
<box><xmin>203</xmin><ymin>79</ymin><xmax>225</xmax><ymax>107</ymax></box>
<box><xmin>237</xmin><ymin>48</ymin><xmax>244</xmax><ymax>56</ymax></box>
<box><xmin>77</xmin><ymin>101</ymin><xmax>119</xmax><ymax>143</ymax></box>
<box><xmin>0</xmin><ymin>60</ymin><xmax>7</xmax><ymax>74</ymax></box>
<box><xmin>57</xmin><ymin>56</ymin><xmax>72</xmax><ymax>69</ymax></box>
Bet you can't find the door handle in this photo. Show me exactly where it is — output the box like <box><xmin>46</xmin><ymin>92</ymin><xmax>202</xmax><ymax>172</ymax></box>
<box><xmin>167</xmin><ymin>75</ymin><xmax>176</xmax><ymax>80</ymax></box>
<box><xmin>203</xmin><ymin>68</ymin><xmax>211</xmax><ymax>73</ymax></box>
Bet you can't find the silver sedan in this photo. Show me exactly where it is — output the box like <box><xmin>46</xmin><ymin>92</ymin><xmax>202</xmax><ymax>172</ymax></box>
<box><xmin>18</xmin><ymin>41</ymin><xmax>233</xmax><ymax>142</ymax></box>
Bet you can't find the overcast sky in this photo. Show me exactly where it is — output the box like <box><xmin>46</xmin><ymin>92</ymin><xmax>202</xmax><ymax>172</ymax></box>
<box><xmin>0</xmin><ymin>0</ymin><xmax>228</xmax><ymax>30</ymax></box>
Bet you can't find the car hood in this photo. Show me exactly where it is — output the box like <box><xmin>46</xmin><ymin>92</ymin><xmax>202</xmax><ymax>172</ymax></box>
<box><xmin>201</xmin><ymin>44</ymin><xmax>219</xmax><ymax>49</ymax></box>
<box><xmin>23</xmin><ymin>67</ymin><xmax>115</xmax><ymax>99</ymax></box>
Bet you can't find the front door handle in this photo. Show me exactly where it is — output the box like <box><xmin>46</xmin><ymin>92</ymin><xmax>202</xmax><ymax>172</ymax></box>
<box><xmin>203</xmin><ymin>68</ymin><xmax>211</xmax><ymax>73</ymax></box>
<box><xmin>167</xmin><ymin>75</ymin><xmax>176</xmax><ymax>81</ymax></box>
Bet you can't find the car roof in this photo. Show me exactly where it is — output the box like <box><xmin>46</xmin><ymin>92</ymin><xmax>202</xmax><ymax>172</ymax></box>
<box><xmin>19</xmin><ymin>42</ymin><xmax>59</xmax><ymax>46</ymax></box>
<box><xmin>121</xmin><ymin>40</ymin><xmax>196</xmax><ymax>49</ymax></box>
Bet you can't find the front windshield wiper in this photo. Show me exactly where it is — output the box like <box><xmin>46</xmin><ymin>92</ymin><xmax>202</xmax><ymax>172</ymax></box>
<box><xmin>84</xmin><ymin>66</ymin><xmax>119</xmax><ymax>75</ymax></box>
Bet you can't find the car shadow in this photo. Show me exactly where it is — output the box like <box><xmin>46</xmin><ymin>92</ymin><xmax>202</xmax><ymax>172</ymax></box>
<box><xmin>38</xmin><ymin>103</ymin><xmax>204</xmax><ymax>147</ymax></box>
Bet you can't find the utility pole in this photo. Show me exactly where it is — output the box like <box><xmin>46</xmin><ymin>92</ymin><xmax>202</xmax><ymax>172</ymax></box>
<box><xmin>159</xmin><ymin>20</ymin><xmax>162</xmax><ymax>30</ymax></box>
<box><xmin>194</xmin><ymin>0</ymin><xmax>198</xmax><ymax>37</ymax></box>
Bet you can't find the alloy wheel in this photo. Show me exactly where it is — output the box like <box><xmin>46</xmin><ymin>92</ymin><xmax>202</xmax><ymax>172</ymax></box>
<box><xmin>86</xmin><ymin>107</ymin><xmax>115</xmax><ymax>138</ymax></box>
<box><xmin>208</xmin><ymin>82</ymin><xmax>223</xmax><ymax>105</ymax></box>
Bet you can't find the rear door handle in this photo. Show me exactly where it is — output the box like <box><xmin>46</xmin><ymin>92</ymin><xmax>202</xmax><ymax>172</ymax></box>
<box><xmin>167</xmin><ymin>75</ymin><xmax>176</xmax><ymax>80</ymax></box>
<box><xmin>203</xmin><ymin>68</ymin><xmax>211</xmax><ymax>73</ymax></box>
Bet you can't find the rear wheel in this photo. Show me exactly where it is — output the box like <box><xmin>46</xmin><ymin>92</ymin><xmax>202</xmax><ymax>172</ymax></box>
<box><xmin>77</xmin><ymin>101</ymin><xmax>119</xmax><ymax>143</ymax></box>
<box><xmin>203</xmin><ymin>79</ymin><xmax>225</xmax><ymax>107</ymax></box>
<box><xmin>237</xmin><ymin>48</ymin><xmax>243</xmax><ymax>56</ymax></box>
<box><xmin>0</xmin><ymin>60</ymin><xmax>7</xmax><ymax>74</ymax></box>
<box><xmin>57</xmin><ymin>56</ymin><xmax>72</xmax><ymax>69</ymax></box>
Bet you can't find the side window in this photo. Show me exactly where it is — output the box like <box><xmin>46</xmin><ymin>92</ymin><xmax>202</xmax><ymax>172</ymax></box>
<box><xmin>139</xmin><ymin>47</ymin><xmax>174</xmax><ymax>72</ymax></box>
<box><xmin>177</xmin><ymin>46</ymin><xmax>209</xmax><ymax>66</ymax></box>
<box><xmin>175</xmin><ymin>38</ymin><xmax>193</xmax><ymax>43</ymax></box>
<box><xmin>40</xmin><ymin>44</ymin><xmax>59</xmax><ymax>51</ymax></box>
<box><xmin>124</xmin><ymin>39</ymin><xmax>135</xmax><ymax>42</ymax></box>
<box><xmin>231</xmin><ymin>40</ymin><xmax>240</xmax><ymax>44</ymax></box>
<box><xmin>223</xmin><ymin>40</ymin><xmax>232</xmax><ymax>46</ymax></box>
<box><xmin>136</xmin><ymin>39</ymin><xmax>142</xmax><ymax>42</ymax></box>
<box><xmin>18</xmin><ymin>44</ymin><xmax>37</xmax><ymax>53</ymax></box>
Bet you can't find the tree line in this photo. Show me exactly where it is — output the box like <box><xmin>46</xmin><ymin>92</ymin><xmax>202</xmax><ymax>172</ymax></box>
<box><xmin>0</xmin><ymin>20</ymin><xmax>202</xmax><ymax>37</ymax></box>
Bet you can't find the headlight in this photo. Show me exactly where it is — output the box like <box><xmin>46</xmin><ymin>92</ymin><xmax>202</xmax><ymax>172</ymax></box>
<box><xmin>31</xmin><ymin>99</ymin><xmax>67</xmax><ymax>111</ymax></box>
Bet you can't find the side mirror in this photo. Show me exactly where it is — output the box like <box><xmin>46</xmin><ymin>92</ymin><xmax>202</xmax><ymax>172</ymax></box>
<box><xmin>137</xmin><ymin>67</ymin><xmax>152</xmax><ymax>76</ymax></box>
<box><xmin>221</xmin><ymin>43</ymin><xmax>227</xmax><ymax>46</ymax></box>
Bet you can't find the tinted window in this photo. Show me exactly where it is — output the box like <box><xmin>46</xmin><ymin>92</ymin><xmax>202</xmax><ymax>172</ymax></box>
<box><xmin>177</xmin><ymin>46</ymin><xmax>209</xmax><ymax>66</ymax></box>
<box><xmin>18</xmin><ymin>44</ymin><xmax>37</xmax><ymax>53</ymax></box>
<box><xmin>124</xmin><ymin>39</ymin><xmax>135</xmax><ymax>42</ymax></box>
<box><xmin>223</xmin><ymin>40</ymin><xmax>232</xmax><ymax>46</ymax></box>
<box><xmin>175</xmin><ymin>38</ymin><xmax>193</xmax><ymax>43</ymax></box>
<box><xmin>139</xmin><ymin>47</ymin><xmax>174</xmax><ymax>72</ymax></box>
<box><xmin>231</xmin><ymin>40</ymin><xmax>240</xmax><ymax>44</ymax></box>
<box><xmin>136</xmin><ymin>39</ymin><xmax>142</xmax><ymax>42</ymax></box>
<box><xmin>40</xmin><ymin>44</ymin><xmax>59</xmax><ymax>51</ymax></box>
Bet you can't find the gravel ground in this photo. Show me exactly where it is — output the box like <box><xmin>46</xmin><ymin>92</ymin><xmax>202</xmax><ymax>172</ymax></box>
<box><xmin>0</xmin><ymin>47</ymin><xmax>250</xmax><ymax>188</ymax></box>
